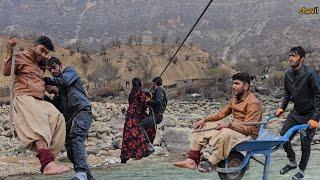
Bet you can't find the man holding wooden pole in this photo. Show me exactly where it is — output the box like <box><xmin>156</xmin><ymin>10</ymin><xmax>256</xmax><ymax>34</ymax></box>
<box><xmin>2</xmin><ymin>36</ymin><xmax>69</xmax><ymax>175</ymax></box>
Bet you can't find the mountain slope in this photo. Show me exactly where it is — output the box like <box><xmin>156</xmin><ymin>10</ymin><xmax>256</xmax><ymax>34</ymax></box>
<box><xmin>0</xmin><ymin>0</ymin><xmax>319</xmax><ymax>62</ymax></box>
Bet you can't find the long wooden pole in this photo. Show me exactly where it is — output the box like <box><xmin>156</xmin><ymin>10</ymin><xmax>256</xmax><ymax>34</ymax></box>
<box><xmin>9</xmin><ymin>45</ymin><xmax>16</xmax><ymax>138</ymax></box>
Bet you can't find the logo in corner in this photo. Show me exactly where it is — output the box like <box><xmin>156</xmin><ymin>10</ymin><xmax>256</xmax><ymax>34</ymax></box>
<box><xmin>298</xmin><ymin>7</ymin><xmax>319</xmax><ymax>14</ymax></box>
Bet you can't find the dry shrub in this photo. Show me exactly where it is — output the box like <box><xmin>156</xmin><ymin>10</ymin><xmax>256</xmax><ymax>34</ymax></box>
<box><xmin>91</xmin><ymin>82</ymin><xmax>123</xmax><ymax>100</ymax></box>
<box><xmin>179</xmin><ymin>66</ymin><xmax>232</xmax><ymax>100</ymax></box>
<box><xmin>87</xmin><ymin>60</ymin><xmax>119</xmax><ymax>99</ymax></box>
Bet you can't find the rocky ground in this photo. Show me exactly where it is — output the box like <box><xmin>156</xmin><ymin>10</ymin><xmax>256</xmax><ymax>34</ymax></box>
<box><xmin>0</xmin><ymin>94</ymin><xmax>320</xmax><ymax>179</ymax></box>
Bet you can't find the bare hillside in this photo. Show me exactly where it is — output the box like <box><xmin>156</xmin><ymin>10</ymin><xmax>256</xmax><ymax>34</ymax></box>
<box><xmin>0</xmin><ymin>37</ymin><xmax>218</xmax><ymax>93</ymax></box>
<box><xmin>1</xmin><ymin>0</ymin><xmax>319</xmax><ymax>62</ymax></box>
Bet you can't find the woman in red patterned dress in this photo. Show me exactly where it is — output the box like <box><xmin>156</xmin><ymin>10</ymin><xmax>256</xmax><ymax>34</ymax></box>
<box><xmin>120</xmin><ymin>78</ymin><xmax>156</xmax><ymax>163</ymax></box>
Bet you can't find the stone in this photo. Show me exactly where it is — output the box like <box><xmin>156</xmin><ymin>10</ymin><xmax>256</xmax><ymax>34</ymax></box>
<box><xmin>102</xmin><ymin>139</ymin><xmax>114</xmax><ymax>150</ymax></box>
<box><xmin>0</xmin><ymin>130</ymin><xmax>12</xmax><ymax>137</ymax></box>
<box><xmin>0</xmin><ymin>126</ymin><xmax>4</xmax><ymax>133</ymax></box>
<box><xmin>104</xmin><ymin>156</ymin><xmax>120</xmax><ymax>164</ymax></box>
<box><xmin>88</xmin><ymin>132</ymin><xmax>97</xmax><ymax>137</ymax></box>
<box><xmin>87</xmin><ymin>146</ymin><xmax>100</xmax><ymax>155</ymax></box>
<box><xmin>112</xmin><ymin>138</ymin><xmax>121</xmax><ymax>149</ymax></box>
<box><xmin>255</xmin><ymin>86</ymin><xmax>270</xmax><ymax>95</ymax></box>
<box><xmin>178</xmin><ymin>113</ymin><xmax>202</xmax><ymax>123</ymax></box>
<box><xmin>96</xmin><ymin>150</ymin><xmax>109</xmax><ymax>157</ymax></box>
<box><xmin>57</xmin><ymin>152</ymin><xmax>70</xmax><ymax>162</ymax></box>
<box><xmin>163</xmin><ymin>127</ymin><xmax>192</xmax><ymax>153</ymax></box>
<box><xmin>163</xmin><ymin>115</ymin><xmax>177</xmax><ymax>127</ymax></box>
<box><xmin>100</xmin><ymin>126</ymin><xmax>112</xmax><ymax>135</ymax></box>
<box><xmin>272</xmin><ymin>87</ymin><xmax>285</xmax><ymax>99</ymax></box>
<box><xmin>92</xmin><ymin>109</ymin><xmax>99</xmax><ymax>119</ymax></box>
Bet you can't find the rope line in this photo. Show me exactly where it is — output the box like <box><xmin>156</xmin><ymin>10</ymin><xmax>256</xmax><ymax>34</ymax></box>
<box><xmin>159</xmin><ymin>0</ymin><xmax>214</xmax><ymax>77</ymax></box>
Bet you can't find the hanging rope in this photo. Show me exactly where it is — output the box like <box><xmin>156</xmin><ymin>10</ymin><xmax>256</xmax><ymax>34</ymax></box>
<box><xmin>149</xmin><ymin>1</ymin><xmax>214</xmax><ymax>177</ymax></box>
<box><xmin>159</xmin><ymin>0</ymin><xmax>214</xmax><ymax>77</ymax></box>
<box><xmin>147</xmin><ymin>0</ymin><xmax>214</xmax><ymax>143</ymax></box>
<box><xmin>149</xmin><ymin>0</ymin><xmax>214</xmax><ymax>114</ymax></box>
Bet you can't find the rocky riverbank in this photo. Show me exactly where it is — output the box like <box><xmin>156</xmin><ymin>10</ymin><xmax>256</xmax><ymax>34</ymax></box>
<box><xmin>0</xmin><ymin>95</ymin><xmax>319</xmax><ymax>178</ymax></box>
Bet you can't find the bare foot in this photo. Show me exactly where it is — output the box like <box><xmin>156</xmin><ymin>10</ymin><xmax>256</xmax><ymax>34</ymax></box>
<box><xmin>43</xmin><ymin>162</ymin><xmax>70</xmax><ymax>175</ymax></box>
<box><xmin>173</xmin><ymin>158</ymin><xmax>197</xmax><ymax>170</ymax></box>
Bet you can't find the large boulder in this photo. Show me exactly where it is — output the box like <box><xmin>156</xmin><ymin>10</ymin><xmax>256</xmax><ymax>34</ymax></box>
<box><xmin>272</xmin><ymin>87</ymin><xmax>285</xmax><ymax>99</ymax></box>
<box><xmin>163</xmin><ymin>127</ymin><xmax>192</xmax><ymax>153</ymax></box>
<box><xmin>255</xmin><ymin>86</ymin><xmax>270</xmax><ymax>95</ymax></box>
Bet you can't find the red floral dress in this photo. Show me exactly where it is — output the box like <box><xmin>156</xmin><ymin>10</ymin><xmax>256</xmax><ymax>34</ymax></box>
<box><xmin>120</xmin><ymin>89</ymin><xmax>156</xmax><ymax>160</ymax></box>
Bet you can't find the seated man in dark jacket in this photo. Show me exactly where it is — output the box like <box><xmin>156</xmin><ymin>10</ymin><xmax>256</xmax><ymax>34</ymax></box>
<box><xmin>44</xmin><ymin>57</ymin><xmax>94</xmax><ymax>180</ymax></box>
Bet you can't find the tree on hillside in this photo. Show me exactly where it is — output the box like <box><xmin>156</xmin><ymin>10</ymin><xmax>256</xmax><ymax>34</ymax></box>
<box><xmin>136</xmin><ymin>35</ymin><xmax>143</xmax><ymax>45</ymax></box>
<box><xmin>160</xmin><ymin>34</ymin><xmax>167</xmax><ymax>44</ymax></box>
<box><xmin>80</xmin><ymin>54</ymin><xmax>91</xmax><ymax>75</ymax></box>
<box><xmin>208</xmin><ymin>55</ymin><xmax>219</xmax><ymax>68</ymax></box>
<box><xmin>127</xmin><ymin>35</ymin><xmax>134</xmax><ymax>45</ymax></box>
<box><xmin>175</xmin><ymin>37</ymin><xmax>181</xmax><ymax>44</ymax></box>
<box><xmin>109</xmin><ymin>38</ymin><xmax>122</xmax><ymax>48</ymax></box>
<box><xmin>160</xmin><ymin>46</ymin><xmax>167</xmax><ymax>56</ymax></box>
<box><xmin>99</xmin><ymin>44</ymin><xmax>107</xmax><ymax>55</ymax></box>
<box><xmin>88</xmin><ymin>58</ymin><xmax>118</xmax><ymax>89</ymax></box>
<box><xmin>152</xmin><ymin>36</ymin><xmax>158</xmax><ymax>45</ymax></box>
<box><xmin>136</xmin><ymin>56</ymin><xmax>155</xmax><ymax>83</ymax></box>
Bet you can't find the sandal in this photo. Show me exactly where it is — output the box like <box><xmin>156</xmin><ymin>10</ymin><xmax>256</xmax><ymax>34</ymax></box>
<box><xmin>280</xmin><ymin>164</ymin><xmax>297</xmax><ymax>175</ymax></box>
<box><xmin>198</xmin><ymin>160</ymin><xmax>215</xmax><ymax>173</ymax></box>
<box><xmin>292</xmin><ymin>172</ymin><xmax>304</xmax><ymax>180</ymax></box>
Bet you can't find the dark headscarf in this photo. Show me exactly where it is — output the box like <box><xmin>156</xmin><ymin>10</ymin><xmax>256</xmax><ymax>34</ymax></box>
<box><xmin>128</xmin><ymin>77</ymin><xmax>143</xmax><ymax>103</ymax></box>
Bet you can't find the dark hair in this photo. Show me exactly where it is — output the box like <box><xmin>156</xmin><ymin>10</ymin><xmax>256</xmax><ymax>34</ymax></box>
<box><xmin>290</xmin><ymin>46</ymin><xmax>305</xmax><ymax>58</ymax></box>
<box><xmin>35</xmin><ymin>36</ymin><xmax>54</xmax><ymax>52</ymax></box>
<box><xmin>47</xmin><ymin>56</ymin><xmax>61</xmax><ymax>67</ymax></box>
<box><xmin>152</xmin><ymin>76</ymin><xmax>162</xmax><ymax>86</ymax></box>
<box><xmin>132</xmin><ymin>77</ymin><xmax>142</xmax><ymax>88</ymax></box>
<box><xmin>232</xmin><ymin>72</ymin><xmax>251</xmax><ymax>85</ymax></box>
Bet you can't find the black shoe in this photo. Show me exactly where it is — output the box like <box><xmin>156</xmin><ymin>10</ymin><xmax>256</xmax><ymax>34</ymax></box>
<box><xmin>87</xmin><ymin>169</ymin><xmax>95</xmax><ymax>180</ymax></box>
<box><xmin>292</xmin><ymin>172</ymin><xmax>304</xmax><ymax>180</ymax></box>
<box><xmin>198</xmin><ymin>160</ymin><xmax>215</xmax><ymax>173</ymax></box>
<box><xmin>71</xmin><ymin>178</ymin><xmax>80</xmax><ymax>180</ymax></box>
<box><xmin>280</xmin><ymin>164</ymin><xmax>297</xmax><ymax>175</ymax></box>
<box><xmin>121</xmin><ymin>158</ymin><xmax>128</xmax><ymax>164</ymax></box>
<box><xmin>144</xmin><ymin>148</ymin><xmax>155</xmax><ymax>157</ymax></box>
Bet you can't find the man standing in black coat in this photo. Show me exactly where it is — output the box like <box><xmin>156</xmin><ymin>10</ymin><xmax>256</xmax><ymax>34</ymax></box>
<box><xmin>276</xmin><ymin>46</ymin><xmax>320</xmax><ymax>180</ymax></box>
<box><xmin>141</xmin><ymin>76</ymin><xmax>167</xmax><ymax>129</ymax></box>
<box><xmin>140</xmin><ymin>76</ymin><xmax>167</xmax><ymax>152</ymax></box>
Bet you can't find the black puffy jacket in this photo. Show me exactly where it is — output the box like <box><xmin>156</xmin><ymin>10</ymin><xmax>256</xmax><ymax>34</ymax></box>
<box><xmin>150</xmin><ymin>86</ymin><xmax>167</xmax><ymax>114</ymax></box>
<box><xmin>280</xmin><ymin>64</ymin><xmax>320</xmax><ymax>121</ymax></box>
<box><xmin>44</xmin><ymin>66</ymin><xmax>91</xmax><ymax>121</ymax></box>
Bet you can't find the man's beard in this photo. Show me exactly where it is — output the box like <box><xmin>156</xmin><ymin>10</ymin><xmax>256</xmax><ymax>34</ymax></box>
<box><xmin>37</xmin><ymin>58</ymin><xmax>47</xmax><ymax>71</ymax></box>
<box><xmin>235</xmin><ymin>90</ymin><xmax>245</xmax><ymax>100</ymax></box>
<box><xmin>290</xmin><ymin>59</ymin><xmax>302</xmax><ymax>69</ymax></box>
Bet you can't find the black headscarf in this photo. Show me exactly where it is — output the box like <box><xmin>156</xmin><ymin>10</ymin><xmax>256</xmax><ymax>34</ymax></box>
<box><xmin>128</xmin><ymin>77</ymin><xmax>142</xmax><ymax>103</ymax></box>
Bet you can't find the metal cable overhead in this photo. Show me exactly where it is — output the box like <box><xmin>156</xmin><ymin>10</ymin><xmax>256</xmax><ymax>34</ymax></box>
<box><xmin>159</xmin><ymin>0</ymin><xmax>214</xmax><ymax>77</ymax></box>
